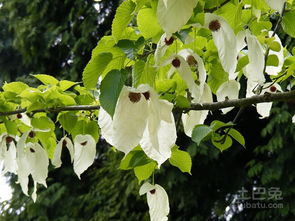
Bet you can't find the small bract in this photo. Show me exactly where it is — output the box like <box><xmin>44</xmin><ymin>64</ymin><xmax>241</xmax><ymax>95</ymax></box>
<box><xmin>140</xmin><ymin>182</ymin><xmax>170</xmax><ymax>221</ymax></box>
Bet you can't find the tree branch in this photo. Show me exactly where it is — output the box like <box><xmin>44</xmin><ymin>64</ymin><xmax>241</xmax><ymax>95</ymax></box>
<box><xmin>0</xmin><ymin>90</ymin><xmax>294</xmax><ymax>116</ymax></box>
<box><xmin>186</xmin><ymin>90</ymin><xmax>295</xmax><ymax>111</ymax></box>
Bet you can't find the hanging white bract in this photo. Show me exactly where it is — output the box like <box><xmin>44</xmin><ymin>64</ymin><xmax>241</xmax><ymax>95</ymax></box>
<box><xmin>216</xmin><ymin>80</ymin><xmax>241</xmax><ymax>114</ymax></box>
<box><xmin>256</xmin><ymin>83</ymin><xmax>282</xmax><ymax>119</ymax></box>
<box><xmin>205</xmin><ymin>13</ymin><xmax>238</xmax><ymax>76</ymax></box>
<box><xmin>140</xmin><ymin>182</ymin><xmax>170</xmax><ymax>221</ymax></box>
<box><xmin>98</xmin><ymin>84</ymin><xmax>177</xmax><ymax>166</ymax></box>
<box><xmin>266</xmin><ymin>0</ymin><xmax>286</xmax><ymax>14</ymax></box>
<box><xmin>16</xmin><ymin>131</ymin><xmax>49</xmax><ymax>202</ymax></box>
<box><xmin>157</xmin><ymin>0</ymin><xmax>198</xmax><ymax>36</ymax></box>
<box><xmin>0</xmin><ymin>133</ymin><xmax>17</xmax><ymax>175</ymax></box>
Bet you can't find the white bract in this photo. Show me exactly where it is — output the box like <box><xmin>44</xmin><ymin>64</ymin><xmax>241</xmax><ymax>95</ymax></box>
<box><xmin>73</xmin><ymin>134</ymin><xmax>96</xmax><ymax>179</ymax></box>
<box><xmin>256</xmin><ymin>83</ymin><xmax>282</xmax><ymax>119</ymax></box>
<box><xmin>155</xmin><ymin>33</ymin><xmax>171</xmax><ymax>65</ymax></box>
<box><xmin>98</xmin><ymin>84</ymin><xmax>176</xmax><ymax>166</ymax></box>
<box><xmin>292</xmin><ymin>115</ymin><xmax>295</xmax><ymax>124</ymax></box>
<box><xmin>52</xmin><ymin>136</ymin><xmax>74</xmax><ymax>168</ymax></box>
<box><xmin>182</xmin><ymin>83</ymin><xmax>213</xmax><ymax>137</ymax></box>
<box><xmin>0</xmin><ymin>133</ymin><xmax>17</xmax><ymax>175</ymax></box>
<box><xmin>157</xmin><ymin>0</ymin><xmax>198</xmax><ymax>36</ymax></box>
<box><xmin>11</xmin><ymin>113</ymin><xmax>32</xmax><ymax>127</ymax></box>
<box><xmin>178</xmin><ymin>49</ymin><xmax>207</xmax><ymax>100</ymax></box>
<box><xmin>266</xmin><ymin>0</ymin><xmax>286</xmax><ymax>14</ymax></box>
<box><xmin>16</xmin><ymin>132</ymin><xmax>49</xmax><ymax>202</ymax></box>
<box><xmin>164</xmin><ymin>55</ymin><xmax>200</xmax><ymax>101</ymax></box>
<box><xmin>265</xmin><ymin>31</ymin><xmax>284</xmax><ymax>76</ymax></box>
<box><xmin>244</xmin><ymin>31</ymin><xmax>266</xmax><ymax>97</ymax></box>
<box><xmin>140</xmin><ymin>182</ymin><xmax>169</xmax><ymax>221</ymax></box>
<box><xmin>205</xmin><ymin>13</ymin><xmax>238</xmax><ymax>76</ymax></box>
<box><xmin>216</xmin><ymin>80</ymin><xmax>240</xmax><ymax>114</ymax></box>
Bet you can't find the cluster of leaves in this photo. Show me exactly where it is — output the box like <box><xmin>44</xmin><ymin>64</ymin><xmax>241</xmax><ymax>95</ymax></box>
<box><xmin>0</xmin><ymin>75</ymin><xmax>99</xmax><ymax>157</ymax></box>
<box><xmin>1</xmin><ymin>0</ymin><xmax>295</xmax><ymax>220</ymax></box>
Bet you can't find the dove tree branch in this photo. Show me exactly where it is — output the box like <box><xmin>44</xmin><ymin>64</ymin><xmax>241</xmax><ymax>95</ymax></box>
<box><xmin>0</xmin><ymin>90</ymin><xmax>294</xmax><ymax>116</ymax></box>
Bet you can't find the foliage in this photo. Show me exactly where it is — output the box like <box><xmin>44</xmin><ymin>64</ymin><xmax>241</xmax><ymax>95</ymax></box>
<box><xmin>0</xmin><ymin>0</ymin><xmax>295</xmax><ymax>220</ymax></box>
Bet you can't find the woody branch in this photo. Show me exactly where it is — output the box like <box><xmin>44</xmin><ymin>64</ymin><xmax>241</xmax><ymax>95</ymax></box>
<box><xmin>0</xmin><ymin>90</ymin><xmax>294</xmax><ymax>116</ymax></box>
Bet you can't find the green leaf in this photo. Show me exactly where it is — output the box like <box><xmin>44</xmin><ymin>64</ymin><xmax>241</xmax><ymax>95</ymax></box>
<box><xmin>31</xmin><ymin>116</ymin><xmax>55</xmax><ymax>131</ymax></box>
<box><xmin>44</xmin><ymin>87</ymin><xmax>76</xmax><ymax>106</ymax></box>
<box><xmin>134</xmin><ymin>162</ymin><xmax>157</xmax><ymax>183</ymax></box>
<box><xmin>269</xmin><ymin>41</ymin><xmax>281</xmax><ymax>52</ymax></box>
<box><xmin>117</xmin><ymin>40</ymin><xmax>137</xmax><ymax>60</ymax></box>
<box><xmin>57</xmin><ymin>112</ymin><xmax>78</xmax><ymax>133</ymax></box>
<box><xmin>228</xmin><ymin>128</ymin><xmax>245</xmax><ymax>147</ymax></box>
<box><xmin>169</xmin><ymin>146</ymin><xmax>192</xmax><ymax>174</ymax></box>
<box><xmin>82</xmin><ymin>52</ymin><xmax>113</xmax><ymax>89</ymax></box>
<box><xmin>134</xmin><ymin>54</ymin><xmax>156</xmax><ymax>87</ymax></box>
<box><xmin>99</xmin><ymin>70</ymin><xmax>126</xmax><ymax>117</ymax></box>
<box><xmin>71</xmin><ymin>119</ymin><xmax>99</xmax><ymax>142</ymax></box>
<box><xmin>59</xmin><ymin>80</ymin><xmax>77</xmax><ymax>91</ymax></box>
<box><xmin>210</xmin><ymin>120</ymin><xmax>234</xmax><ymax>131</ymax></box>
<box><xmin>175</xmin><ymin>95</ymin><xmax>190</xmax><ymax>108</ymax></box>
<box><xmin>250</xmin><ymin>20</ymin><xmax>272</xmax><ymax>36</ymax></box>
<box><xmin>132</xmin><ymin>60</ymin><xmax>145</xmax><ymax>87</ymax></box>
<box><xmin>37</xmin><ymin>134</ymin><xmax>57</xmax><ymax>159</ymax></box>
<box><xmin>112</xmin><ymin>0</ymin><xmax>136</xmax><ymax>42</ymax></box>
<box><xmin>32</xmin><ymin>74</ymin><xmax>59</xmax><ymax>85</ymax></box>
<box><xmin>191</xmin><ymin>125</ymin><xmax>213</xmax><ymax>145</ymax></box>
<box><xmin>236</xmin><ymin>55</ymin><xmax>249</xmax><ymax>72</ymax></box>
<box><xmin>137</xmin><ymin>7</ymin><xmax>162</xmax><ymax>39</ymax></box>
<box><xmin>211</xmin><ymin>133</ymin><xmax>233</xmax><ymax>152</ymax></box>
<box><xmin>282</xmin><ymin>10</ymin><xmax>295</xmax><ymax>38</ymax></box>
<box><xmin>208</xmin><ymin>60</ymin><xmax>228</xmax><ymax>94</ymax></box>
<box><xmin>4</xmin><ymin>119</ymin><xmax>18</xmax><ymax>135</ymax></box>
<box><xmin>120</xmin><ymin>148</ymin><xmax>153</xmax><ymax>170</ymax></box>
<box><xmin>266</xmin><ymin>54</ymin><xmax>279</xmax><ymax>67</ymax></box>
<box><xmin>2</xmin><ymin>82</ymin><xmax>29</xmax><ymax>94</ymax></box>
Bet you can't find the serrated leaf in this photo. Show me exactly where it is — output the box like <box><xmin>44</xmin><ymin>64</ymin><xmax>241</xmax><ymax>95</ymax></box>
<box><xmin>112</xmin><ymin>0</ymin><xmax>136</xmax><ymax>42</ymax></box>
<box><xmin>134</xmin><ymin>162</ymin><xmax>157</xmax><ymax>183</ymax></box>
<box><xmin>71</xmin><ymin>119</ymin><xmax>99</xmax><ymax>142</ymax></box>
<box><xmin>120</xmin><ymin>148</ymin><xmax>153</xmax><ymax>170</ymax></box>
<box><xmin>4</xmin><ymin>119</ymin><xmax>18</xmax><ymax>135</ymax></box>
<box><xmin>208</xmin><ymin>61</ymin><xmax>228</xmax><ymax>94</ymax></box>
<box><xmin>236</xmin><ymin>55</ymin><xmax>249</xmax><ymax>72</ymax></box>
<box><xmin>228</xmin><ymin>128</ymin><xmax>245</xmax><ymax>147</ymax></box>
<box><xmin>31</xmin><ymin>116</ymin><xmax>55</xmax><ymax>131</ymax></box>
<box><xmin>136</xmin><ymin>54</ymin><xmax>156</xmax><ymax>87</ymax></box>
<box><xmin>33</xmin><ymin>74</ymin><xmax>59</xmax><ymax>85</ymax></box>
<box><xmin>82</xmin><ymin>52</ymin><xmax>113</xmax><ymax>89</ymax></box>
<box><xmin>191</xmin><ymin>125</ymin><xmax>212</xmax><ymax>145</ymax></box>
<box><xmin>117</xmin><ymin>40</ymin><xmax>137</xmax><ymax>60</ymax></box>
<box><xmin>169</xmin><ymin>146</ymin><xmax>192</xmax><ymax>174</ymax></box>
<box><xmin>175</xmin><ymin>95</ymin><xmax>190</xmax><ymax>108</ymax></box>
<box><xmin>99</xmin><ymin>70</ymin><xmax>126</xmax><ymax>117</ymax></box>
<box><xmin>2</xmin><ymin>82</ymin><xmax>29</xmax><ymax>94</ymax></box>
<box><xmin>211</xmin><ymin>133</ymin><xmax>233</xmax><ymax>152</ymax></box>
<box><xmin>137</xmin><ymin>7</ymin><xmax>162</xmax><ymax>39</ymax></box>
<box><xmin>210</xmin><ymin>120</ymin><xmax>234</xmax><ymax>131</ymax></box>
<box><xmin>282</xmin><ymin>10</ymin><xmax>295</xmax><ymax>38</ymax></box>
<box><xmin>132</xmin><ymin>60</ymin><xmax>145</xmax><ymax>87</ymax></box>
<box><xmin>44</xmin><ymin>88</ymin><xmax>76</xmax><ymax>106</ymax></box>
<box><xmin>57</xmin><ymin>112</ymin><xmax>78</xmax><ymax>133</ymax></box>
<box><xmin>59</xmin><ymin>80</ymin><xmax>77</xmax><ymax>91</ymax></box>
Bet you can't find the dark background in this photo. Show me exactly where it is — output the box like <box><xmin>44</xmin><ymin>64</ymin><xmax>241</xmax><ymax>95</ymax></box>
<box><xmin>0</xmin><ymin>0</ymin><xmax>295</xmax><ymax>220</ymax></box>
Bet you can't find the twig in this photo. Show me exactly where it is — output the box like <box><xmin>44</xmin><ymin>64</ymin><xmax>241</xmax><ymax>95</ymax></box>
<box><xmin>0</xmin><ymin>90</ymin><xmax>294</xmax><ymax>116</ymax></box>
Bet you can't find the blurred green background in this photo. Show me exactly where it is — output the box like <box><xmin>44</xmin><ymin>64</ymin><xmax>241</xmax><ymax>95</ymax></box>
<box><xmin>0</xmin><ymin>0</ymin><xmax>295</xmax><ymax>220</ymax></box>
